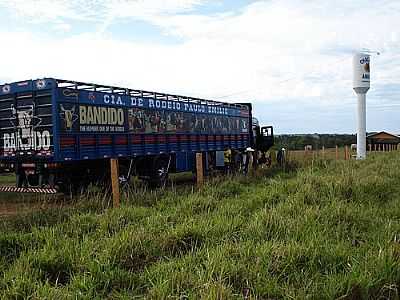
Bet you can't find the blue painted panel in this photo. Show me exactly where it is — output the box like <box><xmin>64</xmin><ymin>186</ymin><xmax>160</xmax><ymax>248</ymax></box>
<box><xmin>0</xmin><ymin>78</ymin><xmax>254</xmax><ymax>173</ymax></box>
<box><xmin>175</xmin><ymin>152</ymin><xmax>188</xmax><ymax>172</ymax></box>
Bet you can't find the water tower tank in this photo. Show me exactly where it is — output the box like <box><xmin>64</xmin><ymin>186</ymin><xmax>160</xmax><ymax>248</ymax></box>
<box><xmin>353</xmin><ymin>53</ymin><xmax>370</xmax><ymax>94</ymax></box>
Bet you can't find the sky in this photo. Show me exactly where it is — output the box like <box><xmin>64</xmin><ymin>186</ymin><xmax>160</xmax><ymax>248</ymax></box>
<box><xmin>0</xmin><ymin>0</ymin><xmax>399</xmax><ymax>134</ymax></box>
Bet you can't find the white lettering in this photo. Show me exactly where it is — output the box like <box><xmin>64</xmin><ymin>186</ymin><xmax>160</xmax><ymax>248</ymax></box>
<box><xmin>3</xmin><ymin>131</ymin><xmax>51</xmax><ymax>151</ymax></box>
<box><xmin>131</xmin><ymin>97</ymin><xmax>143</xmax><ymax>107</ymax></box>
<box><xmin>3</xmin><ymin>133</ymin><xmax>10</xmax><ymax>150</ymax></box>
<box><xmin>35</xmin><ymin>131</ymin><xmax>42</xmax><ymax>150</ymax></box>
<box><xmin>41</xmin><ymin>131</ymin><xmax>51</xmax><ymax>150</ymax></box>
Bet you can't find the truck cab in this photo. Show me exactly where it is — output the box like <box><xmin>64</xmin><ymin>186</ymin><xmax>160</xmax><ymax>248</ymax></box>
<box><xmin>252</xmin><ymin>117</ymin><xmax>274</xmax><ymax>152</ymax></box>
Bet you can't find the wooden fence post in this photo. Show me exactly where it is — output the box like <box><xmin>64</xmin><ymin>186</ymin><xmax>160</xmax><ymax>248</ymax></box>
<box><xmin>196</xmin><ymin>152</ymin><xmax>204</xmax><ymax>186</ymax></box>
<box><xmin>335</xmin><ymin>145</ymin><xmax>338</xmax><ymax>161</ymax></box>
<box><xmin>322</xmin><ymin>146</ymin><xmax>325</xmax><ymax>159</ymax></box>
<box><xmin>110</xmin><ymin>158</ymin><xmax>120</xmax><ymax>208</ymax></box>
<box><xmin>345</xmin><ymin>146</ymin><xmax>349</xmax><ymax>160</ymax></box>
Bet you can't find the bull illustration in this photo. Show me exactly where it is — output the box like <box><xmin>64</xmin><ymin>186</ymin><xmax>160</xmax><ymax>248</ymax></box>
<box><xmin>17</xmin><ymin>110</ymin><xmax>33</xmax><ymax>138</ymax></box>
<box><xmin>11</xmin><ymin>105</ymin><xmax>35</xmax><ymax>139</ymax></box>
<box><xmin>60</xmin><ymin>104</ymin><xmax>78</xmax><ymax>131</ymax></box>
<box><xmin>9</xmin><ymin>105</ymin><xmax>42</xmax><ymax>150</ymax></box>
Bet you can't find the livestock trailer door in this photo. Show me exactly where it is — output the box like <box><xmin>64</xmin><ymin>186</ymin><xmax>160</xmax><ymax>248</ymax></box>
<box><xmin>0</xmin><ymin>79</ymin><xmax>55</xmax><ymax>187</ymax></box>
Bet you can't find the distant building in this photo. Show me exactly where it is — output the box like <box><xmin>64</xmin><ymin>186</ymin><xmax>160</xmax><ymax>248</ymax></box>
<box><xmin>366</xmin><ymin>131</ymin><xmax>400</xmax><ymax>147</ymax></box>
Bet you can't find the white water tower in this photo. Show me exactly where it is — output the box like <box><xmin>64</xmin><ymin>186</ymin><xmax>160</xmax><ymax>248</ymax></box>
<box><xmin>353</xmin><ymin>52</ymin><xmax>370</xmax><ymax>160</ymax></box>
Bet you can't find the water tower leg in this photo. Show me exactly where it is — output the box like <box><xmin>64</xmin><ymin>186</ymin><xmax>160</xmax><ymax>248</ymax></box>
<box><xmin>356</xmin><ymin>93</ymin><xmax>366</xmax><ymax>160</ymax></box>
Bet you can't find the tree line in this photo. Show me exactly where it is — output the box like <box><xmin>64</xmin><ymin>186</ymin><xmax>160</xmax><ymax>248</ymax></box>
<box><xmin>273</xmin><ymin>134</ymin><xmax>356</xmax><ymax>150</ymax></box>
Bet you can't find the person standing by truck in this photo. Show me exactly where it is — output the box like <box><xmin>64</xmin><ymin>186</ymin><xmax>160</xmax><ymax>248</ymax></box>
<box><xmin>277</xmin><ymin>148</ymin><xmax>286</xmax><ymax>167</ymax></box>
<box><xmin>243</xmin><ymin>147</ymin><xmax>255</xmax><ymax>174</ymax></box>
<box><xmin>224</xmin><ymin>148</ymin><xmax>232</xmax><ymax>174</ymax></box>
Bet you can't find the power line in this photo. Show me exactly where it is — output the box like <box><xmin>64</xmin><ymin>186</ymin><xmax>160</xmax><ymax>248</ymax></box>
<box><xmin>214</xmin><ymin>56</ymin><xmax>351</xmax><ymax>99</ymax></box>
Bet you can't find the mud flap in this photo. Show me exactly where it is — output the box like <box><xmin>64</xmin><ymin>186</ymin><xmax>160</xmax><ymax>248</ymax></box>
<box><xmin>0</xmin><ymin>186</ymin><xmax>58</xmax><ymax>194</ymax></box>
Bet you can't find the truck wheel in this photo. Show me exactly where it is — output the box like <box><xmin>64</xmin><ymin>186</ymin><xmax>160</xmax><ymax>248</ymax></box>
<box><xmin>149</xmin><ymin>157</ymin><xmax>169</xmax><ymax>188</ymax></box>
<box><xmin>48</xmin><ymin>174</ymin><xmax>55</xmax><ymax>188</ymax></box>
<box><xmin>16</xmin><ymin>173</ymin><xmax>25</xmax><ymax>188</ymax></box>
<box><xmin>27</xmin><ymin>174</ymin><xmax>40</xmax><ymax>187</ymax></box>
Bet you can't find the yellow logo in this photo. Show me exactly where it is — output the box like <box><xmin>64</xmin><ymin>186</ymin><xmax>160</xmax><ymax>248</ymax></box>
<box><xmin>60</xmin><ymin>105</ymin><xmax>78</xmax><ymax>131</ymax></box>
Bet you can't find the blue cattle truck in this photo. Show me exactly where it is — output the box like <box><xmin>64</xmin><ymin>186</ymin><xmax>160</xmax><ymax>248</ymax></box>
<box><xmin>0</xmin><ymin>78</ymin><xmax>273</xmax><ymax>193</ymax></box>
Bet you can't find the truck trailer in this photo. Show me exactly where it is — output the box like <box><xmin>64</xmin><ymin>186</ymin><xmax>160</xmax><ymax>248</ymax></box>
<box><xmin>0</xmin><ymin>78</ymin><xmax>273</xmax><ymax>193</ymax></box>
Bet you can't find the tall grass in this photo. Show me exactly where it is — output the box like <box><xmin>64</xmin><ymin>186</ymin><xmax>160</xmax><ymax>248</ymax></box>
<box><xmin>1</xmin><ymin>152</ymin><xmax>400</xmax><ymax>299</ymax></box>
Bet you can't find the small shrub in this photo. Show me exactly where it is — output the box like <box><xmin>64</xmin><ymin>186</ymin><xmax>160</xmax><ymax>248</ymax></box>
<box><xmin>32</xmin><ymin>250</ymin><xmax>74</xmax><ymax>286</ymax></box>
<box><xmin>214</xmin><ymin>180</ymin><xmax>245</xmax><ymax>199</ymax></box>
<box><xmin>162</xmin><ymin>229</ymin><xmax>204</xmax><ymax>257</ymax></box>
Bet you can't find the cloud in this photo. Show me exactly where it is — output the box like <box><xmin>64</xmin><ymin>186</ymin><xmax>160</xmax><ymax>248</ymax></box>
<box><xmin>0</xmin><ymin>0</ymin><xmax>399</xmax><ymax>132</ymax></box>
<box><xmin>53</xmin><ymin>21</ymin><xmax>72</xmax><ymax>32</ymax></box>
<box><xmin>149</xmin><ymin>0</ymin><xmax>400</xmax><ymax>99</ymax></box>
<box><xmin>0</xmin><ymin>0</ymin><xmax>207</xmax><ymax>23</ymax></box>
<box><xmin>0</xmin><ymin>0</ymin><xmax>80</xmax><ymax>21</ymax></box>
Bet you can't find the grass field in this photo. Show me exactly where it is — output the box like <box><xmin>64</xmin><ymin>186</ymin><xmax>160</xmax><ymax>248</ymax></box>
<box><xmin>1</xmin><ymin>152</ymin><xmax>400</xmax><ymax>299</ymax></box>
<box><xmin>286</xmin><ymin>147</ymin><xmax>352</xmax><ymax>163</ymax></box>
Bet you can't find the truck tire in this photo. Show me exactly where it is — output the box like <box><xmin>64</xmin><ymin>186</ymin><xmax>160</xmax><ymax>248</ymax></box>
<box><xmin>16</xmin><ymin>172</ymin><xmax>25</xmax><ymax>188</ymax></box>
<box><xmin>48</xmin><ymin>173</ymin><xmax>55</xmax><ymax>188</ymax></box>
